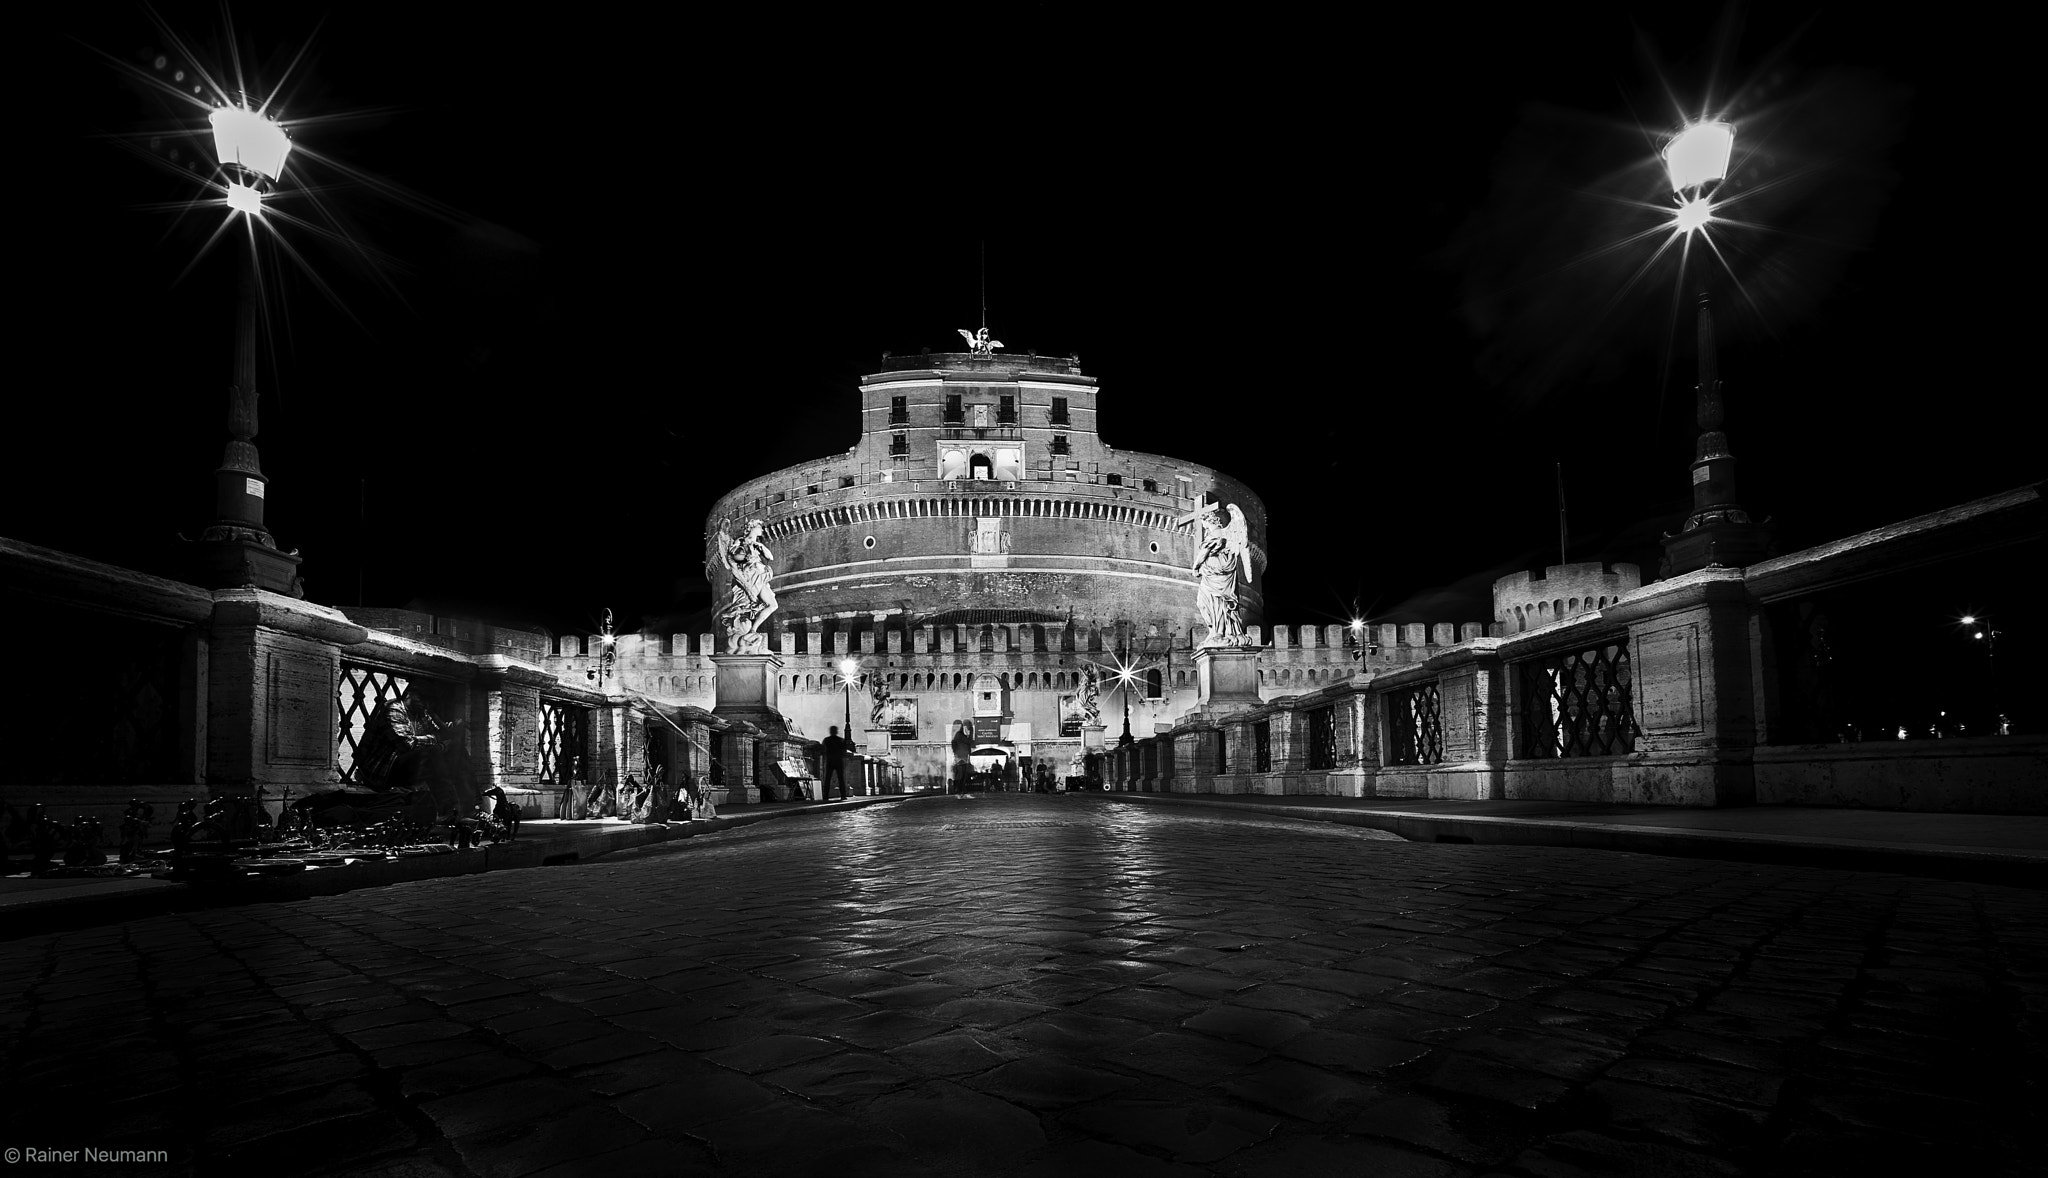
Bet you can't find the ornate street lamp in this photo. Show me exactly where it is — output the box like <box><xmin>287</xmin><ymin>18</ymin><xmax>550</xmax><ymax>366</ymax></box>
<box><xmin>588</xmin><ymin>608</ymin><xmax>617</xmax><ymax>691</ymax></box>
<box><xmin>1110</xmin><ymin>638</ymin><xmax>1138</xmax><ymax>748</ymax></box>
<box><xmin>1658</xmin><ymin>119</ymin><xmax>1773</xmax><ymax>576</ymax></box>
<box><xmin>839</xmin><ymin>657</ymin><xmax>861</xmax><ymax>738</ymax></box>
<box><xmin>193</xmin><ymin>99</ymin><xmax>303</xmax><ymax>594</ymax></box>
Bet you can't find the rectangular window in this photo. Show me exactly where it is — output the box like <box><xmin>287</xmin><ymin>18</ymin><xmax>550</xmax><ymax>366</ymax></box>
<box><xmin>998</xmin><ymin>395</ymin><xmax>1016</xmax><ymax>424</ymax></box>
<box><xmin>807</xmin><ymin>484</ymin><xmax>819</xmax><ymax>496</ymax></box>
<box><xmin>1253</xmin><ymin>720</ymin><xmax>1272</xmax><ymax>773</ymax></box>
<box><xmin>889</xmin><ymin>395</ymin><xmax>908</xmax><ymax>424</ymax></box>
<box><xmin>1105</xmin><ymin>474</ymin><xmax>1123</xmax><ymax>486</ymax></box>
<box><xmin>1051</xmin><ymin>396</ymin><xmax>1069</xmax><ymax>425</ymax></box>
<box><xmin>1518</xmin><ymin>639</ymin><xmax>1636</xmax><ymax>758</ymax></box>
<box><xmin>1216</xmin><ymin>728</ymin><xmax>1228</xmax><ymax>774</ymax></box>
<box><xmin>890</xmin><ymin>432</ymin><xmax>909</xmax><ymax>456</ymax></box>
<box><xmin>1307</xmin><ymin>706</ymin><xmax>1336</xmax><ymax>770</ymax></box>
<box><xmin>1388</xmin><ymin>681</ymin><xmax>1445</xmax><ymax>765</ymax></box>
<box><xmin>1143</xmin><ymin>479</ymin><xmax>1158</xmax><ymax>494</ymax></box>
<box><xmin>538</xmin><ymin>699</ymin><xmax>590</xmax><ymax>786</ymax></box>
<box><xmin>841</xmin><ymin>476</ymin><xmax>856</xmax><ymax>488</ymax></box>
<box><xmin>944</xmin><ymin>394</ymin><xmax>963</xmax><ymax>423</ymax></box>
<box><xmin>337</xmin><ymin>664</ymin><xmax>410</xmax><ymax>784</ymax></box>
<box><xmin>1052</xmin><ymin>434</ymin><xmax>1070</xmax><ymax>455</ymax></box>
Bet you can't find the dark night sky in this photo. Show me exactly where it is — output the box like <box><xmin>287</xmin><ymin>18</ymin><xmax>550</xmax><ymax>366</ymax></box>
<box><xmin>18</xmin><ymin>5</ymin><xmax>2033</xmax><ymax>640</ymax></box>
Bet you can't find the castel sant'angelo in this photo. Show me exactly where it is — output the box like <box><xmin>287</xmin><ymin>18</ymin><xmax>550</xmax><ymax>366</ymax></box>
<box><xmin>548</xmin><ymin>334</ymin><xmax>1631</xmax><ymax>788</ymax></box>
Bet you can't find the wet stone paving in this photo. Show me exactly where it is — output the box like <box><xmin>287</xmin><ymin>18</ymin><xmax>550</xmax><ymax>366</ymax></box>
<box><xmin>2</xmin><ymin>794</ymin><xmax>2043</xmax><ymax>1177</ymax></box>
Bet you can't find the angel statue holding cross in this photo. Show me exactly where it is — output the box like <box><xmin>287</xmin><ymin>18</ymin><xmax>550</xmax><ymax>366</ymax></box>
<box><xmin>1177</xmin><ymin>496</ymin><xmax>1250</xmax><ymax>647</ymax></box>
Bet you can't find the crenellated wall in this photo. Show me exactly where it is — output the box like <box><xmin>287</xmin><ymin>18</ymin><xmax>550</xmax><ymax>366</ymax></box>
<box><xmin>540</xmin><ymin>615</ymin><xmax>1492</xmax><ymax>764</ymax></box>
<box><xmin>1492</xmin><ymin>562</ymin><xmax>1642</xmax><ymax>634</ymax></box>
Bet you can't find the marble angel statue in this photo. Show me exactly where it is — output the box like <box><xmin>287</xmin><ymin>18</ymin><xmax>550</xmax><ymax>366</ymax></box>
<box><xmin>1181</xmin><ymin>498</ymin><xmax>1249</xmax><ymax>647</ymax></box>
<box><xmin>869</xmin><ymin>672</ymin><xmax>892</xmax><ymax>728</ymax></box>
<box><xmin>712</xmin><ymin>518</ymin><xmax>777</xmax><ymax>652</ymax></box>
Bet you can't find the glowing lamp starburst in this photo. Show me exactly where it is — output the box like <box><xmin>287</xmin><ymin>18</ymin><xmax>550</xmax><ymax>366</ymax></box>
<box><xmin>1673</xmin><ymin>196</ymin><xmax>1714</xmax><ymax>234</ymax></box>
<box><xmin>1663</xmin><ymin>120</ymin><xmax>1734</xmax><ymax>193</ymax></box>
<box><xmin>209</xmin><ymin>104</ymin><xmax>292</xmax><ymax>180</ymax></box>
<box><xmin>224</xmin><ymin>180</ymin><xmax>264</xmax><ymax>216</ymax></box>
<box><xmin>1110</xmin><ymin>657</ymin><xmax>1140</xmax><ymax>690</ymax></box>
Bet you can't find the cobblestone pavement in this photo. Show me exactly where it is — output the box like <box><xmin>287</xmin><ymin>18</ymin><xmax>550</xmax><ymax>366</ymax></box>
<box><xmin>3</xmin><ymin>794</ymin><xmax>2043</xmax><ymax>1177</ymax></box>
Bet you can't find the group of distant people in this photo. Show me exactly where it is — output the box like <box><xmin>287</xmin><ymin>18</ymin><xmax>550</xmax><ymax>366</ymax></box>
<box><xmin>816</xmin><ymin>725</ymin><xmax>1094</xmax><ymax>798</ymax></box>
<box><xmin>948</xmin><ymin>757</ymin><xmax>1063</xmax><ymax>793</ymax></box>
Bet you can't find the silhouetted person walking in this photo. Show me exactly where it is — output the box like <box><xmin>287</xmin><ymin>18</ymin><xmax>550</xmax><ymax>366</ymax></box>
<box><xmin>821</xmin><ymin>727</ymin><xmax>851</xmax><ymax>800</ymax></box>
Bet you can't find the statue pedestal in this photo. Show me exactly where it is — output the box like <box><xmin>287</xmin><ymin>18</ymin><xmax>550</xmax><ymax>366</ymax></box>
<box><xmin>1195</xmin><ymin>645</ymin><xmax>1263</xmax><ymax>714</ymax></box>
<box><xmin>1082</xmin><ymin>723</ymin><xmax>1107</xmax><ymax>751</ymax></box>
<box><xmin>1660</xmin><ymin>516</ymin><xmax>1775</xmax><ymax>577</ymax></box>
<box><xmin>864</xmin><ymin>728</ymin><xmax>892</xmax><ymax>794</ymax></box>
<box><xmin>711</xmin><ymin>652</ymin><xmax>787</xmax><ymax>735</ymax></box>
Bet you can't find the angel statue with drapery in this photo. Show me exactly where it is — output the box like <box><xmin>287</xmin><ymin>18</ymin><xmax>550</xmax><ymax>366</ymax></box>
<box><xmin>1179</xmin><ymin>497</ymin><xmax>1250</xmax><ymax>647</ymax></box>
<box><xmin>869</xmin><ymin>671</ymin><xmax>892</xmax><ymax>728</ymax></box>
<box><xmin>1080</xmin><ymin>662</ymin><xmax>1102</xmax><ymax>725</ymax></box>
<box><xmin>711</xmin><ymin>519</ymin><xmax>777</xmax><ymax>653</ymax></box>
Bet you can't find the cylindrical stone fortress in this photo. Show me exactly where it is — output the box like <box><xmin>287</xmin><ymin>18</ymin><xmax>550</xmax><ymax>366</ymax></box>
<box><xmin>705</xmin><ymin>350</ymin><xmax>1266</xmax><ymax>639</ymax></box>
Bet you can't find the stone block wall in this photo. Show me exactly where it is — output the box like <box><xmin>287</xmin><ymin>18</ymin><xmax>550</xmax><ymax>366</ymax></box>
<box><xmin>1117</xmin><ymin>489</ymin><xmax>2041</xmax><ymax>812</ymax></box>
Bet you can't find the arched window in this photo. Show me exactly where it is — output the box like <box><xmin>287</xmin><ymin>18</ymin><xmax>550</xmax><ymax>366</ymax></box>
<box><xmin>969</xmin><ymin>453</ymin><xmax>994</xmax><ymax>480</ymax></box>
<box><xmin>1146</xmin><ymin>669</ymin><xmax>1163</xmax><ymax>699</ymax></box>
<box><xmin>941</xmin><ymin>450</ymin><xmax>968</xmax><ymax>480</ymax></box>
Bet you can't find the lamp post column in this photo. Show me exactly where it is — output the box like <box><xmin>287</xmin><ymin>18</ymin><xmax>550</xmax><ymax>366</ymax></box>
<box><xmin>192</xmin><ymin>106</ymin><xmax>302</xmax><ymax>596</ymax></box>
<box><xmin>1658</xmin><ymin>123</ymin><xmax>1773</xmax><ymax>577</ymax></box>
<box><xmin>1119</xmin><ymin>650</ymin><xmax>1134</xmax><ymax>747</ymax></box>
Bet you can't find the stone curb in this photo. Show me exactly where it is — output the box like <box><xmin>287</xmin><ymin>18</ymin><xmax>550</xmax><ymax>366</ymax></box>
<box><xmin>1099</xmin><ymin>793</ymin><xmax>2048</xmax><ymax>888</ymax></box>
<box><xmin>0</xmin><ymin>794</ymin><xmax>920</xmax><ymax>939</ymax></box>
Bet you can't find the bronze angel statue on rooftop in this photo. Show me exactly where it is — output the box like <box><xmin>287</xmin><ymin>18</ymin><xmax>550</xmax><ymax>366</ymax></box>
<box><xmin>712</xmin><ymin>518</ymin><xmax>777</xmax><ymax>653</ymax></box>
<box><xmin>957</xmin><ymin>327</ymin><xmax>1003</xmax><ymax>356</ymax></box>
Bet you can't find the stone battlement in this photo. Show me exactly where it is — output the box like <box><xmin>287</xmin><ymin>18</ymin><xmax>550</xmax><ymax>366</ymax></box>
<box><xmin>1491</xmin><ymin>562</ymin><xmax>1641</xmax><ymax>634</ymax></box>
